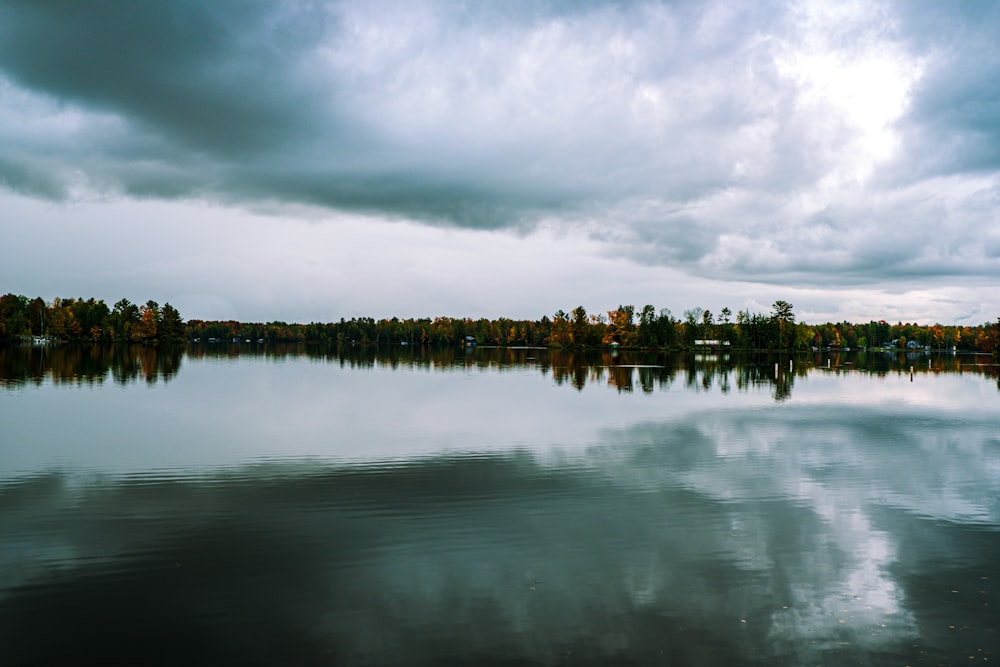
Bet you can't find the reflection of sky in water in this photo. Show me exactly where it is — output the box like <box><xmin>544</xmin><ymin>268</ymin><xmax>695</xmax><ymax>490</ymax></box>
<box><xmin>2</xmin><ymin>355</ymin><xmax>997</xmax><ymax>473</ymax></box>
<box><xmin>1</xmin><ymin>356</ymin><xmax>998</xmax><ymax>664</ymax></box>
<box><xmin>591</xmin><ymin>394</ymin><xmax>998</xmax><ymax>659</ymax></box>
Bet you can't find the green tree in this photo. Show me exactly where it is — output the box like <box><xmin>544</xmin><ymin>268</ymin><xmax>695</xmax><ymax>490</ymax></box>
<box><xmin>570</xmin><ymin>306</ymin><xmax>590</xmax><ymax>346</ymax></box>
<box><xmin>28</xmin><ymin>297</ymin><xmax>46</xmax><ymax>335</ymax></box>
<box><xmin>637</xmin><ymin>304</ymin><xmax>657</xmax><ymax>347</ymax></box>
<box><xmin>158</xmin><ymin>303</ymin><xmax>185</xmax><ymax>344</ymax></box>
<box><xmin>772</xmin><ymin>300</ymin><xmax>795</xmax><ymax>351</ymax></box>
<box><xmin>683</xmin><ymin>308</ymin><xmax>701</xmax><ymax>345</ymax></box>
<box><xmin>718</xmin><ymin>306</ymin><xmax>733</xmax><ymax>344</ymax></box>
<box><xmin>701</xmin><ymin>310</ymin><xmax>714</xmax><ymax>341</ymax></box>
<box><xmin>110</xmin><ymin>299</ymin><xmax>140</xmax><ymax>342</ymax></box>
<box><xmin>0</xmin><ymin>293</ymin><xmax>29</xmax><ymax>340</ymax></box>
<box><xmin>655</xmin><ymin>308</ymin><xmax>677</xmax><ymax>348</ymax></box>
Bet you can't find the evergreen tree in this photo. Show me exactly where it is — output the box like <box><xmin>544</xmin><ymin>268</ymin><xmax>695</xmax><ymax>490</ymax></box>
<box><xmin>772</xmin><ymin>300</ymin><xmax>795</xmax><ymax>351</ymax></box>
<box><xmin>159</xmin><ymin>303</ymin><xmax>185</xmax><ymax>344</ymax></box>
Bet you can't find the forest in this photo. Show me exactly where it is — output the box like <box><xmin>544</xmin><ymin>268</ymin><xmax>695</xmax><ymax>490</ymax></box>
<box><xmin>3</xmin><ymin>293</ymin><xmax>998</xmax><ymax>354</ymax></box>
<box><xmin>0</xmin><ymin>295</ymin><xmax>184</xmax><ymax>344</ymax></box>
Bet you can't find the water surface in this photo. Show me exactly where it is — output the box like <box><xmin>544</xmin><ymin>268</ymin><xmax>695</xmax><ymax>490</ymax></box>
<box><xmin>1</xmin><ymin>345</ymin><xmax>998</xmax><ymax>665</ymax></box>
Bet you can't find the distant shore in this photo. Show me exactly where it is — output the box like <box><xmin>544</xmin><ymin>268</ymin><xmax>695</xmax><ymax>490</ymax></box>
<box><xmin>2</xmin><ymin>293</ymin><xmax>998</xmax><ymax>354</ymax></box>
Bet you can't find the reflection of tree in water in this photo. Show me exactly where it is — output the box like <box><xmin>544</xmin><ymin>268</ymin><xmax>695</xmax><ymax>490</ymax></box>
<box><xmin>772</xmin><ymin>371</ymin><xmax>792</xmax><ymax>402</ymax></box>
<box><xmin>5</xmin><ymin>344</ymin><xmax>996</xmax><ymax>398</ymax></box>
<box><xmin>636</xmin><ymin>365</ymin><xmax>663</xmax><ymax>394</ymax></box>
<box><xmin>109</xmin><ymin>345</ymin><xmax>183</xmax><ymax>385</ymax></box>
<box><xmin>0</xmin><ymin>344</ymin><xmax>182</xmax><ymax>386</ymax></box>
<box><xmin>571</xmin><ymin>362</ymin><xmax>588</xmax><ymax>391</ymax></box>
<box><xmin>608</xmin><ymin>365</ymin><xmax>635</xmax><ymax>392</ymax></box>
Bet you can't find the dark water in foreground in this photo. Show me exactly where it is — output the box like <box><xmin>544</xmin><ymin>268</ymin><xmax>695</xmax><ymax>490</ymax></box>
<box><xmin>1</xmin><ymin>345</ymin><xmax>998</xmax><ymax>665</ymax></box>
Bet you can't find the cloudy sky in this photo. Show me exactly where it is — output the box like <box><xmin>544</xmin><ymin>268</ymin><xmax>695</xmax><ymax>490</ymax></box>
<box><xmin>1</xmin><ymin>0</ymin><xmax>998</xmax><ymax>324</ymax></box>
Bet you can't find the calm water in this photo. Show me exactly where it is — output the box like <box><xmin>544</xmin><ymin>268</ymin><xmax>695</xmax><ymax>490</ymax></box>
<box><xmin>1</xmin><ymin>345</ymin><xmax>998</xmax><ymax>666</ymax></box>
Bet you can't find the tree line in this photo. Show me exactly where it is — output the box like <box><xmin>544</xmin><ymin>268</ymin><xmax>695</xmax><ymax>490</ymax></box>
<box><xmin>0</xmin><ymin>294</ymin><xmax>184</xmax><ymax>344</ymax></box>
<box><xmin>188</xmin><ymin>301</ymin><xmax>1000</xmax><ymax>354</ymax></box>
<box><xmin>3</xmin><ymin>294</ymin><xmax>998</xmax><ymax>353</ymax></box>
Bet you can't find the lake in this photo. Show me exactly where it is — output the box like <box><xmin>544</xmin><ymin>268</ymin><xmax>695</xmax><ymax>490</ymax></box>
<box><xmin>1</xmin><ymin>344</ymin><xmax>998</xmax><ymax>665</ymax></box>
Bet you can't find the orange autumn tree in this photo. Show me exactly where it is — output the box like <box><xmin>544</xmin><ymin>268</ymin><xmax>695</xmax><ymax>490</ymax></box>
<box><xmin>137</xmin><ymin>300</ymin><xmax>160</xmax><ymax>343</ymax></box>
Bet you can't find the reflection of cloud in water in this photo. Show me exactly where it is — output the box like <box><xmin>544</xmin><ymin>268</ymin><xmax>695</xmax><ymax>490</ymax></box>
<box><xmin>597</xmin><ymin>404</ymin><xmax>1000</xmax><ymax>523</ymax></box>
<box><xmin>0</xmin><ymin>403</ymin><xmax>997</xmax><ymax>664</ymax></box>
<box><xmin>586</xmin><ymin>403</ymin><xmax>1000</xmax><ymax>658</ymax></box>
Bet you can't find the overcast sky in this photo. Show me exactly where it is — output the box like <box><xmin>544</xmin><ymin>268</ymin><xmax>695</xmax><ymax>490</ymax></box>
<box><xmin>1</xmin><ymin>0</ymin><xmax>998</xmax><ymax>324</ymax></box>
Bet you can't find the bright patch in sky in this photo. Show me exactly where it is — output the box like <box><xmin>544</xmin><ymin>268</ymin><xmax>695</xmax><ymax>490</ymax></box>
<box><xmin>777</xmin><ymin>1</ymin><xmax>924</xmax><ymax>184</ymax></box>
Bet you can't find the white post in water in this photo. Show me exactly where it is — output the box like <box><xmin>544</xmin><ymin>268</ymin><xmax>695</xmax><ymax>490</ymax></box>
<box><xmin>827</xmin><ymin>359</ymin><xmax>831</xmax><ymax>369</ymax></box>
<box><xmin>774</xmin><ymin>363</ymin><xmax>778</xmax><ymax>378</ymax></box>
<box><xmin>789</xmin><ymin>359</ymin><xmax>793</xmax><ymax>371</ymax></box>
<box><xmin>910</xmin><ymin>365</ymin><xmax>914</xmax><ymax>381</ymax></box>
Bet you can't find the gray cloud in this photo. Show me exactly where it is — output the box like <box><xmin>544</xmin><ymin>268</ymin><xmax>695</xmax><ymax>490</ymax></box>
<box><xmin>0</xmin><ymin>2</ymin><xmax>792</xmax><ymax>212</ymax></box>
<box><xmin>0</xmin><ymin>0</ymin><xmax>998</xmax><ymax>297</ymax></box>
<box><xmin>890</xmin><ymin>1</ymin><xmax>1000</xmax><ymax>177</ymax></box>
<box><xmin>0</xmin><ymin>153</ymin><xmax>65</xmax><ymax>198</ymax></box>
<box><xmin>0</xmin><ymin>1</ymin><xmax>332</xmax><ymax>154</ymax></box>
